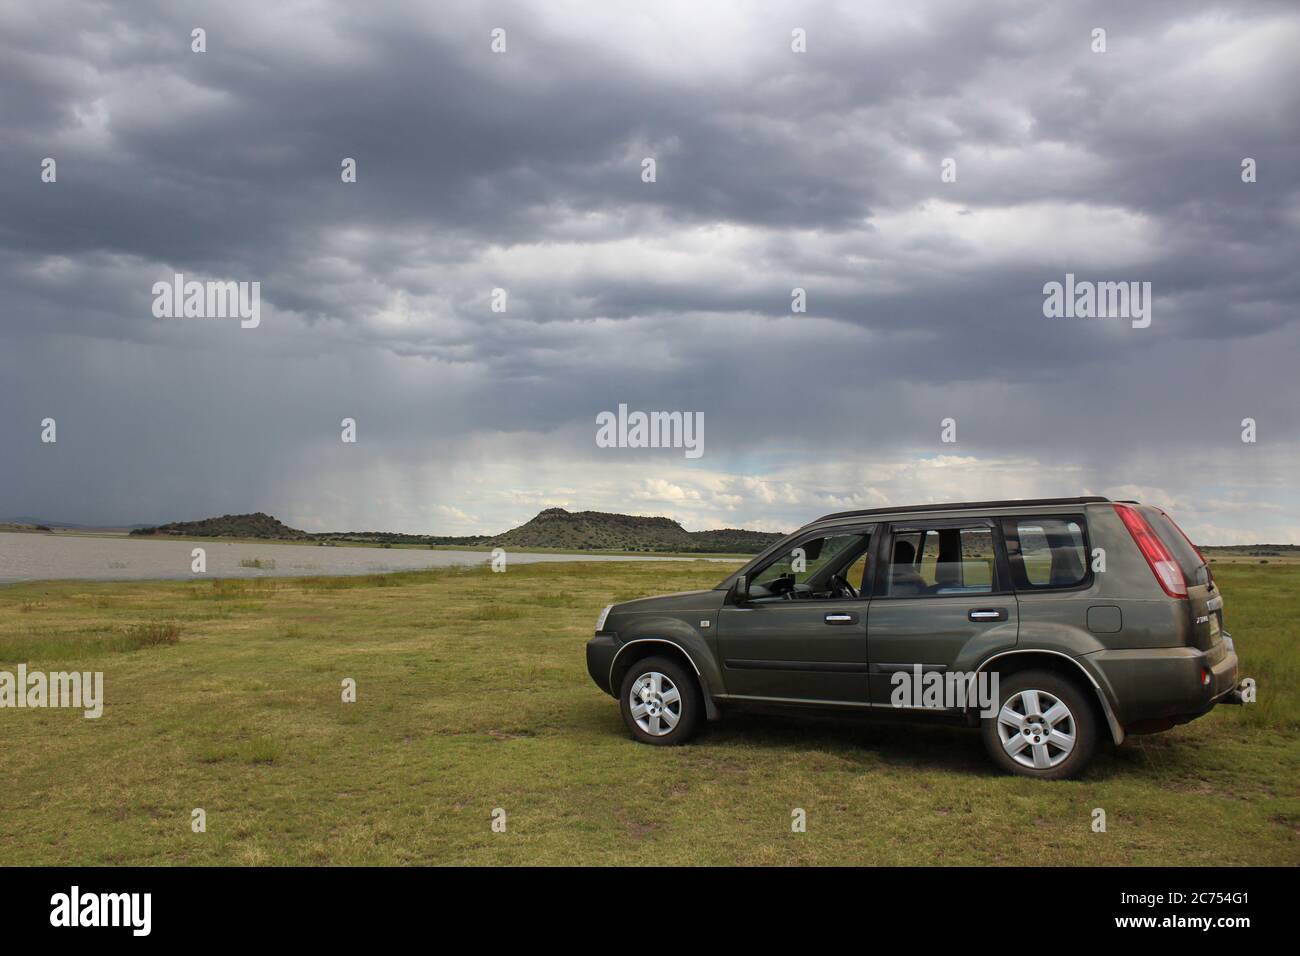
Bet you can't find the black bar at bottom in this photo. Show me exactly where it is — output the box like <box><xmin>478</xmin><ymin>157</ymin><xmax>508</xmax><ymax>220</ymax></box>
<box><xmin>0</xmin><ymin>865</ymin><xmax>1277</xmax><ymax>942</ymax></box>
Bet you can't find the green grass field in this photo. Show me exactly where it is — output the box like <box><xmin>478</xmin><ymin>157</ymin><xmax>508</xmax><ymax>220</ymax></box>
<box><xmin>0</xmin><ymin>561</ymin><xmax>1295</xmax><ymax>866</ymax></box>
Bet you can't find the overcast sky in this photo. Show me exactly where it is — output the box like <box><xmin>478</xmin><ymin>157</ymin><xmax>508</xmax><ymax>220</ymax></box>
<box><xmin>2</xmin><ymin>0</ymin><xmax>1298</xmax><ymax>543</ymax></box>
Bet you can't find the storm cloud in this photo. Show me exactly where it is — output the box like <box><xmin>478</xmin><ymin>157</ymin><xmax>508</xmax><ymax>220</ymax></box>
<box><xmin>2</xmin><ymin>0</ymin><xmax>1298</xmax><ymax>542</ymax></box>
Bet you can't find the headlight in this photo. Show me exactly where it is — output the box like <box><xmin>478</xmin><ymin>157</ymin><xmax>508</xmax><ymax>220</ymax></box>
<box><xmin>595</xmin><ymin>604</ymin><xmax>613</xmax><ymax>633</ymax></box>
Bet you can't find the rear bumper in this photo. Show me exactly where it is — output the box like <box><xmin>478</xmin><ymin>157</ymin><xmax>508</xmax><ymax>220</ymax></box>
<box><xmin>1085</xmin><ymin>638</ymin><xmax>1240</xmax><ymax>734</ymax></box>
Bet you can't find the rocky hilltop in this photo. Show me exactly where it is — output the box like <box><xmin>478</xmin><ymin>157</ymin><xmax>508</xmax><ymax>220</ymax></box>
<box><xmin>131</xmin><ymin>512</ymin><xmax>312</xmax><ymax>540</ymax></box>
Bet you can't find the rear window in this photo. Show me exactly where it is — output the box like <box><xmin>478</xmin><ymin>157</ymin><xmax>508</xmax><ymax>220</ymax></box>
<box><xmin>1140</xmin><ymin>507</ymin><xmax>1204</xmax><ymax>580</ymax></box>
<box><xmin>1004</xmin><ymin>517</ymin><xmax>1089</xmax><ymax>590</ymax></box>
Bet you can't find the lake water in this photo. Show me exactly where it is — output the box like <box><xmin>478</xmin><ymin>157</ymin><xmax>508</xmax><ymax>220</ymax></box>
<box><xmin>0</xmin><ymin>532</ymin><xmax>734</xmax><ymax>584</ymax></box>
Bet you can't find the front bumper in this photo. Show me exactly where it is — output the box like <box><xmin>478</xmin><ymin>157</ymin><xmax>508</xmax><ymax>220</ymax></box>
<box><xmin>586</xmin><ymin>633</ymin><xmax>618</xmax><ymax>696</ymax></box>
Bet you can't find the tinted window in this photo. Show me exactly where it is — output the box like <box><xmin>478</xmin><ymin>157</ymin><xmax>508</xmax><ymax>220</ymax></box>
<box><xmin>1141</xmin><ymin>507</ymin><xmax>1204</xmax><ymax>579</ymax></box>
<box><xmin>843</xmin><ymin>551</ymin><xmax>870</xmax><ymax>591</ymax></box>
<box><xmin>885</xmin><ymin>526</ymin><xmax>995</xmax><ymax>596</ymax></box>
<box><xmin>750</xmin><ymin>531</ymin><xmax>871</xmax><ymax>600</ymax></box>
<box><xmin>1008</xmin><ymin>517</ymin><xmax>1088</xmax><ymax>589</ymax></box>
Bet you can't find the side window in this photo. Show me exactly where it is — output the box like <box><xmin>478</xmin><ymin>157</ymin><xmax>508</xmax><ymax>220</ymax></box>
<box><xmin>749</xmin><ymin>531</ymin><xmax>871</xmax><ymax>600</ymax></box>
<box><xmin>885</xmin><ymin>525</ymin><xmax>995</xmax><ymax>596</ymax></box>
<box><xmin>843</xmin><ymin>551</ymin><xmax>870</xmax><ymax>591</ymax></box>
<box><xmin>1005</xmin><ymin>517</ymin><xmax>1089</xmax><ymax>590</ymax></box>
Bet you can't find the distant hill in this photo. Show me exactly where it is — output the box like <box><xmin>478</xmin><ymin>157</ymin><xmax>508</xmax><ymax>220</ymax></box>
<box><xmin>2</xmin><ymin>517</ymin><xmax>151</xmax><ymax>531</ymax></box>
<box><xmin>128</xmin><ymin>507</ymin><xmax>785</xmax><ymax>554</ymax></box>
<box><xmin>1201</xmin><ymin>544</ymin><xmax>1300</xmax><ymax>553</ymax></box>
<box><xmin>0</xmin><ymin>516</ymin><xmax>95</xmax><ymax>529</ymax></box>
<box><xmin>0</xmin><ymin>522</ymin><xmax>53</xmax><ymax>532</ymax></box>
<box><xmin>1201</xmin><ymin>544</ymin><xmax>1300</xmax><ymax>559</ymax></box>
<box><xmin>131</xmin><ymin>512</ymin><xmax>312</xmax><ymax>540</ymax></box>
<box><xmin>689</xmin><ymin>527</ymin><xmax>788</xmax><ymax>553</ymax></box>
<box><xmin>495</xmin><ymin>508</ymin><xmax>689</xmax><ymax>550</ymax></box>
<box><xmin>494</xmin><ymin>508</ymin><xmax>782</xmax><ymax>553</ymax></box>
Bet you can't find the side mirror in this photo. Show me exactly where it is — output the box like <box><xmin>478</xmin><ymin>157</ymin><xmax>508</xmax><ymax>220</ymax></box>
<box><xmin>732</xmin><ymin>575</ymin><xmax>748</xmax><ymax>604</ymax></box>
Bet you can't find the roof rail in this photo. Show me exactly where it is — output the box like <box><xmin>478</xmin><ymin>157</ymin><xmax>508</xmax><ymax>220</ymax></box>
<box><xmin>814</xmin><ymin>496</ymin><xmax>1112</xmax><ymax>523</ymax></box>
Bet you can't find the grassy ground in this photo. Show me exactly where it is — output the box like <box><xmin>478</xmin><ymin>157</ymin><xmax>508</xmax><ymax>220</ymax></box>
<box><xmin>0</xmin><ymin>561</ymin><xmax>1295</xmax><ymax>866</ymax></box>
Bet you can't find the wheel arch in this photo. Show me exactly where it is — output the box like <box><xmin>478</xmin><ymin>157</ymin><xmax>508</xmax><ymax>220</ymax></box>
<box><xmin>974</xmin><ymin>649</ymin><xmax>1125</xmax><ymax>745</ymax></box>
<box><xmin>609</xmin><ymin>639</ymin><xmax>719</xmax><ymax>720</ymax></box>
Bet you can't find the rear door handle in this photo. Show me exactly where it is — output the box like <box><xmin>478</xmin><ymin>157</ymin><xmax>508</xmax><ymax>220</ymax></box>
<box><xmin>968</xmin><ymin>608</ymin><xmax>1007</xmax><ymax>622</ymax></box>
<box><xmin>824</xmin><ymin>612</ymin><xmax>858</xmax><ymax>625</ymax></box>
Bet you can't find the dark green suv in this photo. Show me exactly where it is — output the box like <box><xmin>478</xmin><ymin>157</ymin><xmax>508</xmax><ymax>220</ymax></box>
<box><xmin>586</xmin><ymin>497</ymin><xmax>1246</xmax><ymax>778</ymax></box>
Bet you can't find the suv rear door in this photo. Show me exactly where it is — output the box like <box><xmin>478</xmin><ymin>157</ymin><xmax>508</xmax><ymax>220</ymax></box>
<box><xmin>1137</xmin><ymin>505</ymin><xmax>1224</xmax><ymax>652</ymax></box>
<box><xmin>866</xmin><ymin>518</ymin><xmax>1018</xmax><ymax>706</ymax></box>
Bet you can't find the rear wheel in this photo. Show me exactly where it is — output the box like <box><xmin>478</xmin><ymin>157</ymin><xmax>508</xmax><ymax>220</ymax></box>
<box><xmin>618</xmin><ymin>656</ymin><xmax>702</xmax><ymax>745</ymax></box>
<box><xmin>981</xmin><ymin>669</ymin><xmax>1097</xmax><ymax>779</ymax></box>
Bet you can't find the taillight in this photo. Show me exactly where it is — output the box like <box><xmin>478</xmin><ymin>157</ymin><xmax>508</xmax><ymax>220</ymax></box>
<box><xmin>1114</xmin><ymin>504</ymin><xmax>1188</xmax><ymax>598</ymax></box>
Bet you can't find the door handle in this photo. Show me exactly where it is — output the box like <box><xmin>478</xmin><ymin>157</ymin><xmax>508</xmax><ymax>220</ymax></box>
<box><xmin>824</xmin><ymin>612</ymin><xmax>857</xmax><ymax>625</ymax></box>
<box><xmin>968</xmin><ymin>608</ymin><xmax>1007</xmax><ymax>622</ymax></box>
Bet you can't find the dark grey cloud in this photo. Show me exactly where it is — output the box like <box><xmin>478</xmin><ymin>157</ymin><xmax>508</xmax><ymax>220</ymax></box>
<box><xmin>1</xmin><ymin>0</ymin><xmax>1297</xmax><ymax>541</ymax></box>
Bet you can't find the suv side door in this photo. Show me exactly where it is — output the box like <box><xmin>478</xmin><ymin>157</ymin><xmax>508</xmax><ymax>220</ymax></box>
<box><xmin>865</xmin><ymin>518</ymin><xmax>1019</xmax><ymax>706</ymax></box>
<box><xmin>717</xmin><ymin>524</ymin><xmax>875</xmax><ymax>704</ymax></box>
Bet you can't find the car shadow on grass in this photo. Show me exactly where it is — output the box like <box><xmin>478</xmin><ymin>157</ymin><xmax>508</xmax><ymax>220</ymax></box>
<box><xmin>577</xmin><ymin>696</ymin><xmax>1157</xmax><ymax>780</ymax></box>
<box><xmin>712</xmin><ymin>713</ymin><xmax>1167</xmax><ymax>781</ymax></box>
<box><xmin>703</xmin><ymin>710</ymin><xmax>997</xmax><ymax>776</ymax></box>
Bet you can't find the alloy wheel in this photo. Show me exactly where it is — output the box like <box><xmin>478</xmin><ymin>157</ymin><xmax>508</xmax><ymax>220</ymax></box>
<box><xmin>996</xmin><ymin>688</ymin><xmax>1076</xmax><ymax>769</ymax></box>
<box><xmin>628</xmin><ymin>671</ymin><xmax>682</xmax><ymax>737</ymax></box>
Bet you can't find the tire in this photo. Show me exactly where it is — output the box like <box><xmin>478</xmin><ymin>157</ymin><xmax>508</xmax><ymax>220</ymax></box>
<box><xmin>618</xmin><ymin>655</ymin><xmax>702</xmax><ymax>746</ymax></box>
<box><xmin>980</xmin><ymin>669</ymin><xmax>1097</xmax><ymax>780</ymax></box>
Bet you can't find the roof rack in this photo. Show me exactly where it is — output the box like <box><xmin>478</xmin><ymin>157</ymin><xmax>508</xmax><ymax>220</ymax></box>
<box><xmin>814</xmin><ymin>496</ymin><xmax>1112</xmax><ymax>523</ymax></box>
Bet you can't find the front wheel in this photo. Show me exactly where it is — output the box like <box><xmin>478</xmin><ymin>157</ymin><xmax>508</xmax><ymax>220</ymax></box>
<box><xmin>980</xmin><ymin>670</ymin><xmax>1097</xmax><ymax>779</ymax></box>
<box><xmin>618</xmin><ymin>656</ymin><xmax>702</xmax><ymax>745</ymax></box>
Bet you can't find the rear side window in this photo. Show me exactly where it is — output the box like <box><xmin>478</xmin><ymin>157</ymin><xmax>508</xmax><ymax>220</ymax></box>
<box><xmin>884</xmin><ymin>525</ymin><xmax>997</xmax><ymax>596</ymax></box>
<box><xmin>1140</xmin><ymin>507</ymin><xmax>1205</xmax><ymax>581</ymax></box>
<box><xmin>1004</xmin><ymin>517</ymin><xmax>1089</xmax><ymax>590</ymax></box>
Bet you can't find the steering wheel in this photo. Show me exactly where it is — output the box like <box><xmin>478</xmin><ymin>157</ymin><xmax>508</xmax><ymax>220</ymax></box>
<box><xmin>829</xmin><ymin>573</ymin><xmax>859</xmax><ymax>600</ymax></box>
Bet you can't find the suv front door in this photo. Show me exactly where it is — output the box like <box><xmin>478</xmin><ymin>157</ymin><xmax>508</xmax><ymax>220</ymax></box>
<box><xmin>717</xmin><ymin>525</ymin><xmax>874</xmax><ymax>704</ymax></box>
<box><xmin>866</xmin><ymin>519</ymin><xmax>1019</xmax><ymax>707</ymax></box>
